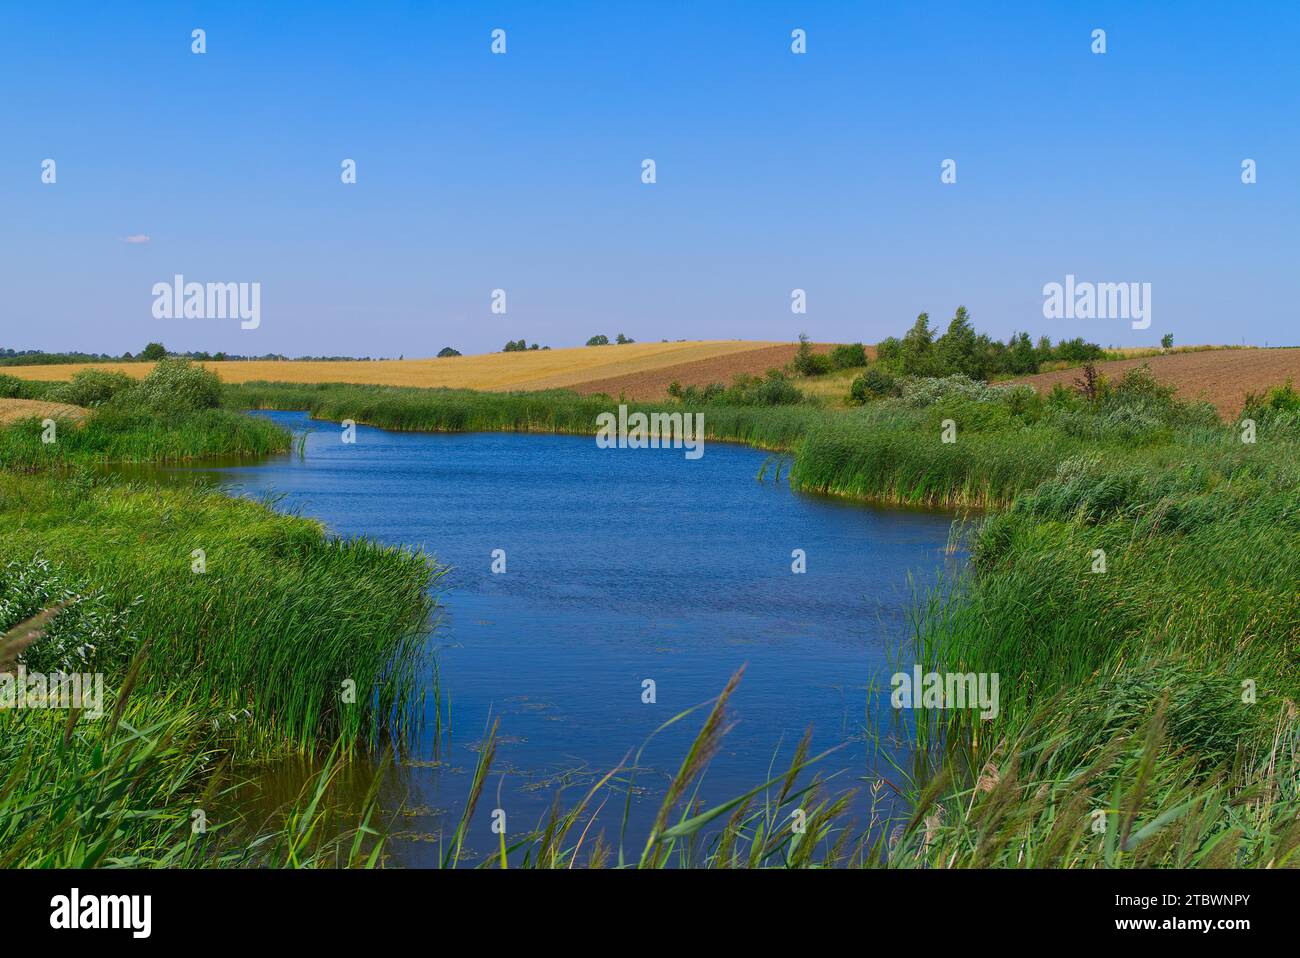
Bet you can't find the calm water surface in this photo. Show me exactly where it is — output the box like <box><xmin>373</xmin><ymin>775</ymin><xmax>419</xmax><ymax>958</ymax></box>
<box><xmin>165</xmin><ymin>411</ymin><xmax>962</xmax><ymax>863</ymax></box>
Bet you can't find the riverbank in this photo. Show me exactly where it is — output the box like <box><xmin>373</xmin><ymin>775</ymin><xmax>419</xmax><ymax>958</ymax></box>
<box><xmin>0</xmin><ymin>363</ymin><xmax>438</xmax><ymax>866</ymax></box>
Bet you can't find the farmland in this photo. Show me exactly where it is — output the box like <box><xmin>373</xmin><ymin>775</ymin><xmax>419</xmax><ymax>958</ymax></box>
<box><xmin>4</xmin><ymin>340</ymin><xmax>788</xmax><ymax>394</ymax></box>
<box><xmin>1013</xmin><ymin>347</ymin><xmax>1300</xmax><ymax>419</ymax></box>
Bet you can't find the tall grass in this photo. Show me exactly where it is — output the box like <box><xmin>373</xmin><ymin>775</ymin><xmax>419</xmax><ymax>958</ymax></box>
<box><xmin>0</xmin><ymin>407</ymin><xmax>290</xmax><ymax>469</ymax></box>
<box><xmin>225</xmin><ymin>380</ymin><xmax>825</xmax><ymax>452</ymax></box>
<box><xmin>1</xmin><ymin>475</ymin><xmax>437</xmax><ymax>751</ymax></box>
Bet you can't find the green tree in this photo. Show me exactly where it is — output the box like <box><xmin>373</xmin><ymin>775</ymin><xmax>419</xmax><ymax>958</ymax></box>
<box><xmin>936</xmin><ymin>306</ymin><xmax>983</xmax><ymax>378</ymax></box>
<box><xmin>899</xmin><ymin>313</ymin><xmax>939</xmax><ymax>376</ymax></box>
<box><xmin>141</xmin><ymin>342</ymin><xmax>166</xmax><ymax>361</ymax></box>
<box><xmin>1007</xmin><ymin>332</ymin><xmax>1039</xmax><ymax>375</ymax></box>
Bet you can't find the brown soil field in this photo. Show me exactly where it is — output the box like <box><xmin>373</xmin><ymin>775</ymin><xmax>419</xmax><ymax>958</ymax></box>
<box><xmin>1012</xmin><ymin>348</ymin><xmax>1300</xmax><ymax>419</ymax></box>
<box><xmin>0</xmin><ymin>398</ymin><xmax>90</xmax><ymax>425</ymax></box>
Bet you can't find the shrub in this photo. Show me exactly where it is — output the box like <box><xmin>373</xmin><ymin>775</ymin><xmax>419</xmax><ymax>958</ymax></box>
<box><xmin>47</xmin><ymin>369</ymin><xmax>135</xmax><ymax>407</ymax></box>
<box><xmin>849</xmin><ymin>365</ymin><xmax>897</xmax><ymax>403</ymax></box>
<box><xmin>727</xmin><ymin>370</ymin><xmax>804</xmax><ymax>406</ymax></box>
<box><xmin>121</xmin><ymin>357</ymin><xmax>222</xmax><ymax>414</ymax></box>
<box><xmin>0</xmin><ymin>556</ymin><xmax>135</xmax><ymax>674</ymax></box>
<box><xmin>829</xmin><ymin>342</ymin><xmax>868</xmax><ymax>370</ymax></box>
<box><xmin>1243</xmin><ymin>379</ymin><xmax>1300</xmax><ymax>416</ymax></box>
<box><xmin>898</xmin><ymin>375</ymin><xmax>1034</xmax><ymax>409</ymax></box>
<box><xmin>0</xmin><ymin>374</ymin><xmax>29</xmax><ymax>399</ymax></box>
<box><xmin>791</xmin><ymin>334</ymin><xmax>832</xmax><ymax>376</ymax></box>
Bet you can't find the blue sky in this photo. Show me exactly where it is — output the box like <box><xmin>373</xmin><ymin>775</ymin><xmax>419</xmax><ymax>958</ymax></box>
<box><xmin>3</xmin><ymin>1</ymin><xmax>1297</xmax><ymax>356</ymax></box>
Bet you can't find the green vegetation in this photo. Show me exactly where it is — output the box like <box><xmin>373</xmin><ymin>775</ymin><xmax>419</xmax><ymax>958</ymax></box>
<box><xmin>1244</xmin><ymin>378</ymin><xmax>1300</xmax><ymax>420</ymax></box>
<box><xmin>437</xmin><ymin>346</ymin><xmax>462</xmax><ymax>358</ymax></box>
<box><xmin>225</xmin><ymin>379</ymin><xmax>826</xmax><ymax>451</ymax></box>
<box><xmin>828</xmin><ymin>341</ymin><xmax>868</xmax><ymax>370</ymax></box>
<box><xmin>1</xmin><ymin>360</ymin><xmax>286</xmax><ymax>469</ymax></box>
<box><xmin>875</xmin><ymin>307</ymin><xmax>1105</xmax><ymax>380</ymax></box>
<box><xmin>791</xmin><ymin>332</ymin><xmax>833</xmax><ymax>376</ymax></box>
<box><xmin>666</xmin><ymin>369</ymin><xmax>806</xmax><ymax>407</ymax></box>
<box><xmin>502</xmin><ymin>339</ymin><xmax>548</xmax><ymax>352</ymax></box>
<box><xmin>0</xmin><ymin>365</ymin><xmax>437</xmax><ymax>866</ymax></box>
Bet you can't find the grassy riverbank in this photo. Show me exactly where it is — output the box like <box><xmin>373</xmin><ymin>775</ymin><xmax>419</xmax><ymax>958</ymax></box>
<box><xmin>0</xmin><ymin>363</ymin><xmax>438</xmax><ymax>866</ymax></box>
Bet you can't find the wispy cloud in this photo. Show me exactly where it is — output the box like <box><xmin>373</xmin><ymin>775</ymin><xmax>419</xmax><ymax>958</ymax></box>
<box><xmin>120</xmin><ymin>234</ymin><xmax>151</xmax><ymax>244</ymax></box>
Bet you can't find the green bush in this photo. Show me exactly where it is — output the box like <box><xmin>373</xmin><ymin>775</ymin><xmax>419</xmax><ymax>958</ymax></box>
<box><xmin>121</xmin><ymin>357</ymin><xmax>222</xmax><ymax>414</ymax></box>
<box><xmin>829</xmin><ymin>342</ymin><xmax>867</xmax><ymax>370</ymax></box>
<box><xmin>1244</xmin><ymin>379</ymin><xmax>1300</xmax><ymax>416</ymax></box>
<box><xmin>849</xmin><ymin>365</ymin><xmax>897</xmax><ymax>403</ymax></box>
<box><xmin>47</xmin><ymin>369</ymin><xmax>135</xmax><ymax>407</ymax></box>
<box><xmin>0</xmin><ymin>374</ymin><xmax>29</xmax><ymax>399</ymax></box>
<box><xmin>791</xmin><ymin>334</ymin><xmax>832</xmax><ymax>376</ymax></box>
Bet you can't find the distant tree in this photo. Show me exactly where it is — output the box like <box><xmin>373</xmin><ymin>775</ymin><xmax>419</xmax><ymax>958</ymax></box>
<box><xmin>502</xmin><ymin>339</ymin><xmax>528</xmax><ymax>352</ymax></box>
<box><xmin>875</xmin><ymin>336</ymin><xmax>902</xmax><ymax>365</ymax></box>
<box><xmin>437</xmin><ymin>346</ymin><xmax>462</xmax><ymax>357</ymax></box>
<box><xmin>141</xmin><ymin>342</ymin><xmax>166</xmax><ymax>361</ymax></box>
<box><xmin>1007</xmin><ymin>332</ymin><xmax>1039</xmax><ymax>375</ymax></box>
<box><xmin>936</xmin><ymin>306</ymin><xmax>985</xmax><ymax>379</ymax></box>
<box><xmin>586</xmin><ymin>334</ymin><xmax>610</xmax><ymax>346</ymax></box>
<box><xmin>212</xmin><ymin>352</ymin><xmax>227</xmax><ymax>361</ymax></box>
<box><xmin>829</xmin><ymin>342</ymin><xmax>867</xmax><ymax>370</ymax></box>
<box><xmin>896</xmin><ymin>313</ymin><xmax>942</xmax><ymax>376</ymax></box>
<box><xmin>791</xmin><ymin>333</ymin><xmax>832</xmax><ymax>376</ymax></box>
<box><xmin>615</xmin><ymin>333</ymin><xmax>635</xmax><ymax>345</ymax></box>
<box><xmin>1161</xmin><ymin>333</ymin><xmax>1174</xmax><ymax>350</ymax></box>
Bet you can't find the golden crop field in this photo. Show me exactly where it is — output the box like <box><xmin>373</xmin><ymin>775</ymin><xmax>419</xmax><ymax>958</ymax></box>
<box><xmin>0</xmin><ymin>397</ymin><xmax>89</xmax><ymax>425</ymax></box>
<box><xmin>5</xmin><ymin>341</ymin><xmax>787</xmax><ymax>393</ymax></box>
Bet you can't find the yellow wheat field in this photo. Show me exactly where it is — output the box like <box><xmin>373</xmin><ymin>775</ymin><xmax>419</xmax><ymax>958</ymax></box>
<box><xmin>0</xmin><ymin>398</ymin><xmax>90</xmax><ymax>425</ymax></box>
<box><xmin>4</xmin><ymin>341</ymin><xmax>786</xmax><ymax>393</ymax></box>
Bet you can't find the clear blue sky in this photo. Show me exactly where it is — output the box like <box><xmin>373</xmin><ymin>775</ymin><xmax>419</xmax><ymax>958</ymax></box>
<box><xmin>3</xmin><ymin>1</ymin><xmax>1297</xmax><ymax>356</ymax></box>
